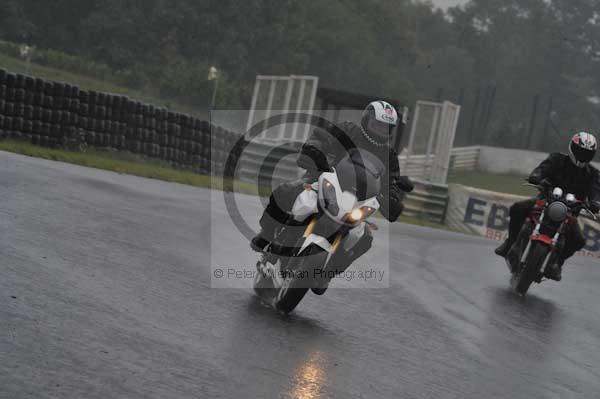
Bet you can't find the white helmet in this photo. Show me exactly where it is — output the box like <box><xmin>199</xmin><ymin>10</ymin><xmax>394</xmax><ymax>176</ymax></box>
<box><xmin>360</xmin><ymin>101</ymin><xmax>398</xmax><ymax>145</ymax></box>
<box><xmin>569</xmin><ymin>132</ymin><xmax>597</xmax><ymax>167</ymax></box>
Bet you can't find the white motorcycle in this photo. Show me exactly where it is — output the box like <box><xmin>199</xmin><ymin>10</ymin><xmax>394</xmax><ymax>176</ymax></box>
<box><xmin>253</xmin><ymin>149</ymin><xmax>383</xmax><ymax>313</ymax></box>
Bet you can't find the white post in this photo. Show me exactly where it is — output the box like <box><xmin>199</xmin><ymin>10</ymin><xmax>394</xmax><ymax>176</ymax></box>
<box><xmin>430</xmin><ymin>102</ymin><xmax>446</xmax><ymax>183</ymax></box>
<box><xmin>246</xmin><ymin>78</ymin><xmax>262</xmax><ymax>133</ymax></box>
<box><xmin>278</xmin><ymin>78</ymin><xmax>294</xmax><ymax>139</ymax></box>
<box><xmin>425</xmin><ymin>103</ymin><xmax>441</xmax><ymax>180</ymax></box>
<box><xmin>405</xmin><ymin>102</ymin><xmax>421</xmax><ymax>158</ymax></box>
<box><xmin>301</xmin><ymin>76</ymin><xmax>319</xmax><ymax>142</ymax></box>
<box><xmin>210</xmin><ymin>77</ymin><xmax>219</xmax><ymax>110</ymax></box>
<box><xmin>431</xmin><ymin>101</ymin><xmax>460</xmax><ymax>183</ymax></box>
<box><xmin>261</xmin><ymin>80</ymin><xmax>277</xmax><ymax>140</ymax></box>
<box><xmin>439</xmin><ymin>102</ymin><xmax>460</xmax><ymax>183</ymax></box>
<box><xmin>291</xmin><ymin>78</ymin><xmax>306</xmax><ymax>141</ymax></box>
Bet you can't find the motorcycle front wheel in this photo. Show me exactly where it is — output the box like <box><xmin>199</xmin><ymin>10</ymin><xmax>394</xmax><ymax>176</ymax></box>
<box><xmin>512</xmin><ymin>241</ymin><xmax>549</xmax><ymax>296</ymax></box>
<box><xmin>275</xmin><ymin>243</ymin><xmax>327</xmax><ymax>314</ymax></box>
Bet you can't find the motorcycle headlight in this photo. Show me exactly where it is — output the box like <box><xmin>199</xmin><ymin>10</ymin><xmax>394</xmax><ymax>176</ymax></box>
<box><xmin>347</xmin><ymin>206</ymin><xmax>377</xmax><ymax>222</ymax></box>
<box><xmin>552</xmin><ymin>187</ymin><xmax>564</xmax><ymax>200</ymax></box>
<box><xmin>349</xmin><ymin>208</ymin><xmax>363</xmax><ymax>221</ymax></box>
<box><xmin>321</xmin><ymin>179</ymin><xmax>339</xmax><ymax>216</ymax></box>
<box><xmin>547</xmin><ymin>201</ymin><xmax>568</xmax><ymax>222</ymax></box>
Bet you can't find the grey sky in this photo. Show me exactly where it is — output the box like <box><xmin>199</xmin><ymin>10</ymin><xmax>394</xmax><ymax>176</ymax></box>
<box><xmin>430</xmin><ymin>0</ymin><xmax>468</xmax><ymax>10</ymax></box>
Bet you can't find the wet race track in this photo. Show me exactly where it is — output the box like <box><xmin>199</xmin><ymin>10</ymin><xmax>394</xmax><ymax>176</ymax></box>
<box><xmin>2</xmin><ymin>151</ymin><xmax>600</xmax><ymax>398</ymax></box>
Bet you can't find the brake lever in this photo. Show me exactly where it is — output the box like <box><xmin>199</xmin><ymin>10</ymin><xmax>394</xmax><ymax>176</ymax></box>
<box><xmin>365</xmin><ymin>220</ymin><xmax>379</xmax><ymax>231</ymax></box>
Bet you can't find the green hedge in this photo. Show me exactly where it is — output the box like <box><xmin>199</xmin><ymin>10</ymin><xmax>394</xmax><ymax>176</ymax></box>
<box><xmin>0</xmin><ymin>39</ymin><xmax>240</xmax><ymax>109</ymax></box>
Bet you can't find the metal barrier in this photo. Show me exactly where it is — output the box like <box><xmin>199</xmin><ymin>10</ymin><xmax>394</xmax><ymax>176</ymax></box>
<box><xmin>403</xmin><ymin>179</ymin><xmax>449</xmax><ymax>224</ymax></box>
<box><xmin>449</xmin><ymin>146</ymin><xmax>480</xmax><ymax>173</ymax></box>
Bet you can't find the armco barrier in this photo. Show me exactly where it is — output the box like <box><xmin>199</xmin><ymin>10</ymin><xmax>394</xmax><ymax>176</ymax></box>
<box><xmin>0</xmin><ymin>69</ymin><xmax>239</xmax><ymax>175</ymax></box>
<box><xmin>449</xmin><ymin>146</ymin><xmax>480</xmax><ymax>172</ymax></box>
<box><xmin>403</xmin><ymin>179</ymin><xmax>448</xmax><ymax>224</ymax></box>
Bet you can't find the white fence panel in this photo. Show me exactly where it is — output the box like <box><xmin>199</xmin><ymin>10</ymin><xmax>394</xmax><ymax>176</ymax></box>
<box><xmin>403</xmin><ymin>100</ymin><xmax>461</xmax><ymax>184</ymax></box>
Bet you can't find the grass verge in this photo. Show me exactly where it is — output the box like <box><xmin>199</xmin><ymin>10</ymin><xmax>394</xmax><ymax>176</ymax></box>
<box><xmin>0</xmin><ymin>139</ymin><xmax>261</xmax><ymax>196</ymax></box>
<box><xmin>448</xmin><ymin>170</ymin><xmax>536</xmax><ymax>197</ymax></box>
<box><xmin>0</xmin><ymin>52</ymin><xmax>207</xmax><ymax>119</ymax></box>
<box><xmin>0</xmin><ymin>139</ymin><xmax>446</xmax><ymax>229</ymax></box>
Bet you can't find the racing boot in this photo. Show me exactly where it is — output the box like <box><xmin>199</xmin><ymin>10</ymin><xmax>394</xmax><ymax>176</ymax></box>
<box><xmin>250</xmin><ymin>233</ymin><xmax>271</xmax><ymax>253</ymax></box>
<box><xmin>494</xmin><ymin>238</ymin><xmax>515</xmax><ymax>258</ymax></box>
<box><xmin>252</xmin><ymin>193</ymin><xmax>292</xmax><ymax>253</ymax></box>
<box><xmin>545</xmin><ymin>258</ymin><xmax>564</xmax><ymax>281</ymax></box>
<box><xmin>251</xmin><ymin>208</ymin><xmax>282</xmax><ymax>253</ymax></box>
<box><xmin>251</xmin><ymin>222</ymin><xmax>278</xmax><ymax>253</ymax></box>
<box><xmin>251</xmin><ymin>222</ymin><xmax>287</xmax><ymax>254</ymax></box>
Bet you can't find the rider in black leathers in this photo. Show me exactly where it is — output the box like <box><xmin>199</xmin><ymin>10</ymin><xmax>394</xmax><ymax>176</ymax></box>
<box><xmin>495</xmin><ymin>132</ymin><xmax>600</xmax><ymax>280</ymax></box>
<box><xmin>251</xmin><ymin>101</ymin><xmax>413</xmax><ymax>272</ymax></box>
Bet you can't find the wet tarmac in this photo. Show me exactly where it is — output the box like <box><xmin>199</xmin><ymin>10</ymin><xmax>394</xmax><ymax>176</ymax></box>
<box><xmin>1</xmin><ymin>151</ymin><xmax>600</xmax><ymax>398</ymax></box>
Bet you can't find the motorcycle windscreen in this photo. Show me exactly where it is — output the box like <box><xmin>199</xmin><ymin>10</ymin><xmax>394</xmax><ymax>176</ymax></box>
<box><xmin>335</xmin><ymin>149</ymin><xmax>383</xmax><ymax>201</ymax></box>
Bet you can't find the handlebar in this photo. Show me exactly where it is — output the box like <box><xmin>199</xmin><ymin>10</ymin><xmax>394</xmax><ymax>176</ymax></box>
<box><xmin>523</xmin><ymin>182</ymin><xmax>542</xmax><ymax>190</ymax></box>
<box><xmin>581</xmin><ymin>206</ymin><xmax>598</xmax><ymax>220</ymax></box>
<box><xmin>522</xmin><ymin>182</ymin><xmax>598</xmax><ymax>220</ymax></box>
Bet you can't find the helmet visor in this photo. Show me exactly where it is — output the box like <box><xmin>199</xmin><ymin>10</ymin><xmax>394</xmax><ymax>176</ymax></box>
<box><xmin>366</xmin><ymin>118</ymin><xmax>394</xmax><ymax>140</ymax></box>
<box><xmin>571</xmin><ymin>143</ymin><xmax>596</xmax><ymax>163</ymax></box>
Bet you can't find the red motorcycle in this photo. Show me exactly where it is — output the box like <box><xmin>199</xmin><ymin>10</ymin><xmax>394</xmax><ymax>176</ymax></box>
<box><xmin>505</xmin><ymin>184</ymin><xmax>596</xmax><ymax>296</ymax></box>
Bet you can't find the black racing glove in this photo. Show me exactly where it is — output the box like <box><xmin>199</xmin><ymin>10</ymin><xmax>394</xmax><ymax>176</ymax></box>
<box><xmin>537</xmin><ymin>178</ymin><xmax>554</xmax><ymax>197</ymax></box>
<box><xmin>378</xmin><ymin>185</ymin><xmax>406</xmax><ymax>223</ymax></box>
<box><xmin>297</xmin><ymin>144</ymin><xmax>330</xmax><ymax>172</ymax></box>
<box><xmin>397</xmin><ymin>176</ymin><xmax>414</xmax><ymax>193</ymax></box>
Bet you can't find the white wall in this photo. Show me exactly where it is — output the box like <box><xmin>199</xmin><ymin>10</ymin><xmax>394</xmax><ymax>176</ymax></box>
<box><xmin>478</xmin><ymin>146</ymin><xmax>600</xmax><ymax>175</ymax></box>
<box><xmin>478</xmin><ymin>146</ymin><xmax>548</xmax><ymax>175</ymax></box>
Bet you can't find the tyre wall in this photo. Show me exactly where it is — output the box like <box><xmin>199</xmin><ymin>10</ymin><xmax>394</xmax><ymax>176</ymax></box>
<box><xmin>0</xmin><ymin>69</ymin><xmax>240</xmax><ymax>175</ymax></box>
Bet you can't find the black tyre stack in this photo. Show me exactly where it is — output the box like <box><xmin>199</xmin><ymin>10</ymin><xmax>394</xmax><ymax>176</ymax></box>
<box><xmin>0</xmin><ymin>69</ymin><xmax>233</xmax><ymax>176</ymax></box>
<box><xmin>1</xmin><ymin>72</ymin><xmax>17</xmax><ymax>141</ymax></box>
<box><xmin>0</xmin><ymin>70</ymin><xmax>5</xmax><ymax>139</ymax></box>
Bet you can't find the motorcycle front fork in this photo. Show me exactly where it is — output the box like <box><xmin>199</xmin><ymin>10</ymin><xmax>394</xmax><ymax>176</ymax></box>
<box><xmin>519</xmin><ymin>217</ymin><xmax>562</xmax><ymax>278</ymax></box>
